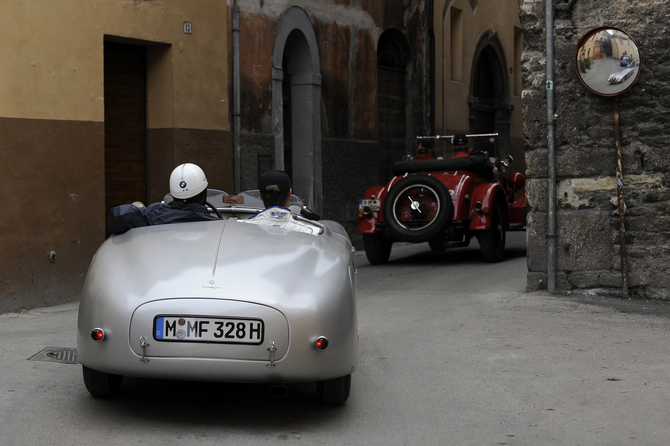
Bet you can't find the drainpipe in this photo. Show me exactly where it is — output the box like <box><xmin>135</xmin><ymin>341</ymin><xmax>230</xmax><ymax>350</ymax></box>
<box><xmin>232</xmin><ymin>1</ymin><xmax>241</xmax><ymax>193</ymax></box>
<box><xmin>546</xmin><ymin>0</ymin><xmax>557</xmax><ymax>293</ymax></box>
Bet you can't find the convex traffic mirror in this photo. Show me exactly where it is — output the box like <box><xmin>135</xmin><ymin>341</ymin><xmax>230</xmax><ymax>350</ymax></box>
<box><xmin>575</xmin><ymin>27</ymin><xmax>641</xmax><ymax>96</ymax></box>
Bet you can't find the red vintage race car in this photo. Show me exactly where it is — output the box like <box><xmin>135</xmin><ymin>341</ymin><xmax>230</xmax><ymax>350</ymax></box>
<box><xmin>357</xmin><ymin>134</ymin><xmax>526</xmax><ymax>264</ymax></box>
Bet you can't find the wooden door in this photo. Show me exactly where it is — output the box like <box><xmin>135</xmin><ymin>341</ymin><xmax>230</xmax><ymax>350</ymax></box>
<box><xmin>104</xmin><ymin>42</ymin><xmax>147</xmax><ymax>219</ymax></box>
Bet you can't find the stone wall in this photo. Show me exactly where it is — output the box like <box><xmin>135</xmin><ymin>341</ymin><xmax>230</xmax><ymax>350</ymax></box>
<box><xmin>519</xmin><ymin>0</ymin><xmax>670</xmax><ymax>298</ymax></box>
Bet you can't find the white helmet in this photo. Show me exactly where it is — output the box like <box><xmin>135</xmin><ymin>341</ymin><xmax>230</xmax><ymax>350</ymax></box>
<box><xmin>169</xmin><ymin>163</ymin><xmax>208</xmax><ymax>200</ymax></box>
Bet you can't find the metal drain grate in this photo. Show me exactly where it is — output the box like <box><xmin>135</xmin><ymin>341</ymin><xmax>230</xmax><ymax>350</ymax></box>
<box><xmin>28</xmin><ymin>347</ymin><xmax>78</xmax><ymax>364</ymax></box>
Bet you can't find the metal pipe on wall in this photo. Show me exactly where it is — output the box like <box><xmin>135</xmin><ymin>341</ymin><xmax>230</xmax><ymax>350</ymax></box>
<box><xmin>232</xmin><ymin>1</ymin><xmax>241</xmax><ymax>193</ymax></box>
<box><xmin>546</xmin><ymin>0</ymin><xmax>557</xmax><ymax>293</ymax></box>
<box><xmin>613</xmin><ymin>99</ymin><xmax>629</xmax><ymax>296</ymax></box>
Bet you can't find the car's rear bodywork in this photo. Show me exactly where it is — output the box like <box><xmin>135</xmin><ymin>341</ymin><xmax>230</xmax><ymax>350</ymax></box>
<box><xmin>77</xmin><ymin>191</ymin><xmax>358</xmax><ymax>404</ymax></box>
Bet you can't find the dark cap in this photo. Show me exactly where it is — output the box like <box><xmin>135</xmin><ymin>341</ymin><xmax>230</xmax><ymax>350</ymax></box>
<box><xmin>417</xmin><ymin>138</ymin><xmax>434</xmax><ymax>149</ymax></box>
<box><xmin>259</xmin><ymin>170</ymin><xmax>292</xmax><ymax>193</ymax></box>
<box><xmin>452</xmin><ymin>133</ymin><xmax>468</xmax><ymax>146</ymax></box>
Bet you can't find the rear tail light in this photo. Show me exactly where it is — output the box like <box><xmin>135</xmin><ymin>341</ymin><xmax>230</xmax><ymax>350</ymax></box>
<box><xmin>91</xmin><ymin>328</ymin><xmax>106</xmax><ymax>342</ymax></box>
<box><xmin>314</xmin><ymin>336</ymin><xmax>329</xmax><ymax>350</ymax></box>
<box><xmin>358</xmin><ymin>206</ymin><xmax>372</xmax><ymax>218</ymax></box>
<box><xmin>474</xmin><ymin>202</ymin><xmax>489</xmax><ymax>214</ymax></box>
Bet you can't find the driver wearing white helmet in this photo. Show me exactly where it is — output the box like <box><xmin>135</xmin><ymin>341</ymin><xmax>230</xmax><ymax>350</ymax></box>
<box><xmin>107</xmin><ymin>163</ymin><xmax>219</xmax><ymax>235</ymax></box>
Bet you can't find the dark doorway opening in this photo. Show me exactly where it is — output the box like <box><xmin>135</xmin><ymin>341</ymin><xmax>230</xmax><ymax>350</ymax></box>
<box><xmin>470</xmin><ymin>49</ymin><xmax>496</xmax><ymax>138</ymax></box>
<box><xmin>377</xmin><ymin>30</ymin><xmax>410</xmax><ymax>184</ymax></box>
<box><xmin>281</xmin><ymin>29</ymin><xmax>313</xmax><ymax>204</ymax></box>
<box><xmin>282</xmin><ymin>55</ymin><xmax>293</xmax><ymax>182</ymax></box>
<box><xmin>104</xmin><ymin>41</ymin><xmax>147</xmax><ymax>223</ymax></box>
<box><xmin>468</xmin><ymin>39</ymin><xmax>511</xmax><ymax>155</ymax></box>
<box><xmin>272</xmin><ymin>7</ymin><xmax>322</xmax><ymax>212</ymax></box>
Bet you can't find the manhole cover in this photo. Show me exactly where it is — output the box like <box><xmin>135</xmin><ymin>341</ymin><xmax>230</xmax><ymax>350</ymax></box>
<box><xmin>28</xmin><ymin>347</ymin><xmax>78</xmax><ymax>364</ymax></box>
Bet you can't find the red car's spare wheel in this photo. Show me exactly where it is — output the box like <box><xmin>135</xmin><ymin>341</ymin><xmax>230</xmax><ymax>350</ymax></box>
<box><xmin>383</xmin><ymin>174</ymin><xmax>453</xmax><ymax>243</ymax></box>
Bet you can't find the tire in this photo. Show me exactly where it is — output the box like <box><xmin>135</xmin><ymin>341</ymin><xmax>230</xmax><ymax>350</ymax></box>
<box><xmin>363</xmin><ymin>233</ymin><xmax>392</xmax><ymax>265</ymax></box>
<box><xmin>383</xmin><ymin>175</ymin><xmax>453</xmax><ymax>243</ymax></box>
<box><xmin>317</xmin><ymin>374</ymin><xmax>351</xmax><ymax>405</ymax></box>
<box><xmin>428</xmin><ymin>237</ymin><xmax>447</xmax><ymax>252</ymax></box>
<box><xmin>82</xmin><ymin>365</ymin><xmax>123</xmax><ymax>397</ymax></box>
<box><xmin>478</xmin><ymin>203</ymin><xmax>506</xmax><ymax>262</ymax></box>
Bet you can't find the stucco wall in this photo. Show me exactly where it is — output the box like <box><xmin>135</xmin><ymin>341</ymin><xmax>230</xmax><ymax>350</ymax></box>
<box><xmin>1</xmin><ymin>1</ymin><xmax>228</xmax><ymax>128</ymax></box>
<box><xmin>519</xmin><ymin>0</ymin><xmax>670</xmax><ymax>298</ymax></box>
<box><xmin>1</xmin><ymin>0</ymin><xmax>231</xmax><ymax>312</ymax></box>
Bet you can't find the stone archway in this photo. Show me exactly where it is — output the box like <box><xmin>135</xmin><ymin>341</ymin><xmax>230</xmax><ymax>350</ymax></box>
<box><xmin>272</xmin><ymin>6</ymin><xmax>322</xmax><ymax>212</ymax></box>
<box><xmin>468</xmin><ymin>31</ymin><xmax>513</xmax><ymax>155</ymax></box>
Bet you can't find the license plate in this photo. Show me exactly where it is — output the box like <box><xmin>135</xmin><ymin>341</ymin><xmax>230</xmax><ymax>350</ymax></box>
<box><xmin>153</xmin><ymin>315</ymin><xmax>264</xmax><ymax>345</ymax></box>
<box><xmin>359</xmin><ymin>199</ymin><xmax>381</xmax><ymax>212</ymax></box>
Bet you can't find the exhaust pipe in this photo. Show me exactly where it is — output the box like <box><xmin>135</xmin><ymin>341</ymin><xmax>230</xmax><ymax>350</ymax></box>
<box><xmin>269</xmin><ymin>385</ymin><xmax>288</xmax><ymax>399</ymax></box>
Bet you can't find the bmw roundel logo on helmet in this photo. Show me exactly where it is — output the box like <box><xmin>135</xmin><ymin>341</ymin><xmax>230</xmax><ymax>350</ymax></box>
<box><xmin>179</xmin><ymin>181</ymin><xmax>187</xmax><ymax>189</ymax></box>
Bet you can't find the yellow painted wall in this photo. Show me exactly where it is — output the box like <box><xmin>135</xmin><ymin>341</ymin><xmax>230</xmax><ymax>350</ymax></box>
<box><xmin>433</xmin><ymin>0</ymin><xmax>523</xmax><ymax>140</ymax></box>
<box><xmin>0</xmin><ymin>0</ymin><xmax>231</xmax><ymax>313</ymax></box>
<box><xmin>0</xmin><ymin>0</ymin><xmax>228</xmax><ymax>131</ymax></box>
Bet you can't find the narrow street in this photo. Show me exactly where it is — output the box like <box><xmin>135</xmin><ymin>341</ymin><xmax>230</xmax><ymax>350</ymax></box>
<box><xmin>2</xmin><ymin>233</ymin><xmax>670</xmax><ymax>445</ymax></box>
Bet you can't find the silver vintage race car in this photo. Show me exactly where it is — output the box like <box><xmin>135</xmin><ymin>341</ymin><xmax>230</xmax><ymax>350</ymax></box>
<box><xmin>608</xmin><ymin>68</ymin><xmax>634</xmax><ymax>84</ymax></box>
<box><xmin>77</xmin><ymin>190</ymin><xmax>358</xmax><ymax>405</ymax></box>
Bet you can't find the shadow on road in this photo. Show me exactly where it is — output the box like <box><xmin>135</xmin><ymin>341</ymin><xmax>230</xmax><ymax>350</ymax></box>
<box><xmin>361</xmin><ymin>231</ymin><xmax>527</xmax><ymax>268</ymax></box>
<box><xmin>80</xmin><ymin>378</ymin><xmax>347</xmax><ymax>432</ymax></box>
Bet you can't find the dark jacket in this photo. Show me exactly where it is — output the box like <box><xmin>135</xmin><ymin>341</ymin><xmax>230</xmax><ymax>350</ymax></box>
<box><xmin>107</xmin><ymin>200</ymin><xmax>218</xmax><ymax>235</ymax></box>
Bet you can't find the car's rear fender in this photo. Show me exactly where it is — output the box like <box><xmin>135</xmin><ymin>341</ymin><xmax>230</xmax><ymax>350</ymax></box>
<box><xmin>357</xmin><ymin>215</ymin><xmax>377</xmax><ymax>234</ymax></box>
<box><xmin>508</xmin><ymin>191</ymin><xmax>526</xmax><ymax>227</ymax></box>
<box><xmin>468</xmin><ymin>183</ymin><xmax>507</xmax><ymax>231</ymax></box>
<box><xmin>441</xmin><ymin>172</ymin><xmax>480</xmax><ymax>221</ymax></box>
<box><xmin>357</xmin><ymin>185</ymin><xmax>387</xmax><ymax>233</ymax></box>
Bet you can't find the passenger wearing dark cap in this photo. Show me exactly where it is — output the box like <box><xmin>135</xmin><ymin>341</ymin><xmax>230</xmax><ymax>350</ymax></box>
<box><xmin>452</xmin><ymin>133</ymin><xmax>471</xmax><ymax>158</ymax></box>
<box><xmin>244</xmin><ymin>170</ymin><xmax>320</xmax><ymax>235</ymax></box>
<box><xmin>415</xmin><ymin>138</ymin><xmax>436</xmax><ymax>161</ymax></box>
<box><xmin>451</xmin><ymin>133</ymin><xmax>495</xmax><ymax>178</ymax></box>
<box><xmin>258</xmin><ymin>169</ymin><xmax>293</xmax><ymax>208</ymax></box>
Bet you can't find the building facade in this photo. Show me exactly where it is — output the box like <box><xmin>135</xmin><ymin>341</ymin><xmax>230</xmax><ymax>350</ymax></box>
<box><xmin>1</xmin><ymin>1</ymin><xmax>231</xmax><ymax>312</ymax></box>
<box><xmin>2</xmin><ymin>0</ymin><xmax>435</xmax><ymax>312</ymax></box>
<box><xmin>432</xmin><ymin>0</ymin><xmax>525</xmax><ymax>173</ymax></box>
<box><xmin>233</xmin><ymin>0</ymin><xmax>432</xmax><ymax>237</ymax></box>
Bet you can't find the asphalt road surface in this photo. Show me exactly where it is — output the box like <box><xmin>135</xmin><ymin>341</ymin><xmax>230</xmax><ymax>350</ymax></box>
<box><xmin>2</xmin><ymin>232</ymin><xmax>670</xmax><ymax>445</ymax></box>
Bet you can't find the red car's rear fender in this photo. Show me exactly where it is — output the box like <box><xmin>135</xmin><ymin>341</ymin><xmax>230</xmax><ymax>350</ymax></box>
<box><xmin>357</xmin><ymin>215</ymin><xmax>377</xmax><ymax>234</ymax></box>
<box><xmin>508</xmin><ymin>191</ymin><xmax>526</xmax><ymax>226</ymax></box>
<box><xmin>468</xmin><ymin>183</ymin><xmax>506</xmax><ymax>231</ymax></box>
<box><xmin>357</xmin><ymin>185</ymin><xmax>387</xmax><ymax>234</ymax></box>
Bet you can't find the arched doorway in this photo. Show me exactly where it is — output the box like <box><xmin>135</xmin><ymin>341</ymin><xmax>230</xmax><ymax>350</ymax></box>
<box><xmin>272</xmin><ymin>7</ymin><xmax>322</xmax><ymax>212</ymax></box>
<box><xmin>468</xmin><ymin>31</ymin><xmax>513</xmax><ymax>154</ymax></box>
<box><xmin>377</xmin><ymin>29</ymin><xmax>411</xmax><ymax>184</ymax></box>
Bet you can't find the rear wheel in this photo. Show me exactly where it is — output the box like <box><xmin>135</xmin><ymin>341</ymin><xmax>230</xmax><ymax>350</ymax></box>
<box><xmin>317</xmin><ymin>374</ymin><xmax>351</xmax><ymax>405</ymax></box>
<box><xmin>383</xmin><ymin>175</ymin><xmax>452</xmax><ymax>243</ymax></box>
<box><xmin>82</xmin><ymin>365</ymin><xmax>123</xmax><ymax>397</ymax></box>
<box><xmin>479</xmin><ymin>203</ymin><xmax>506</xmax><ymax>262</ymax></box>
<box><xmin>363</xmin><ymin>233</ymin><xmax>392</xmax><ymax>265</ymax></box>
